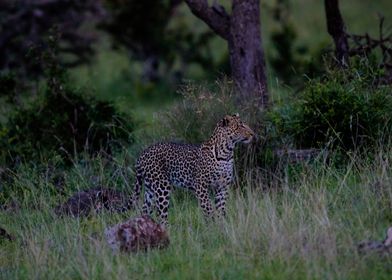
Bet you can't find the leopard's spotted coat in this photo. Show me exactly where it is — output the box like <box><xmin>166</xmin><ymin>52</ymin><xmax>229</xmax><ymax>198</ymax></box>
<box><xmin>131</xmin><ymin>114</ymin><xmax>254</xmax><ymax>224</ymax></box>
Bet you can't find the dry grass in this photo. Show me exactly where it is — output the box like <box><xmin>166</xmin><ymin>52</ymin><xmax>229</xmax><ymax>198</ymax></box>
<box><xmin>1</xmin><ymin>146</ymin><xmax>392</xmax><ymax>279</ymax></box>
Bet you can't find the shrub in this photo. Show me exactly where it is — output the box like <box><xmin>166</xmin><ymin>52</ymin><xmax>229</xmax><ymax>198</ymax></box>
<box><xmin>0</xmin><ymin>32</ymin><xmax>134</xmax><ymax>166</ymax></box>
<box><xmin>272</xmin><ymin>59</ymin><xmax>392</xmax><ymax>150</ymax></box>
<box><xmin>0</xmin><ymin>87</ymin><xmax>133</xmax><ymax>165</ymax></box>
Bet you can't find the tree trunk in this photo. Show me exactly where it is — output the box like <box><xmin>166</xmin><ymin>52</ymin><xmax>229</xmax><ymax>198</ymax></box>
<box><xmin>324</xmin><ymin>0</ymin><xmax>349</xmax><ymax>67</ymax></box>
<box><xmin>229</xmin><ymin>0</ymin><xmax>268</xmax><ymax>106</ymax></box>
<box><xmin>185</xmin><ymin>0</ymin><xmax>268</xmax><ymax>108</ymax></box>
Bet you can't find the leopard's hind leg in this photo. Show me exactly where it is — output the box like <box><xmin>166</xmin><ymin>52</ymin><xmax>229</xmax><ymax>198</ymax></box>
<box><xmin>142</xmin><ymin>178</ymin><xmax>154</xmax><ymax>216</ymax></box>
<box><xmin>129</xmin><ymin>166</ymin><xmax>144</xmax><ymax>210</ymax></box>
<box><xmin>142</xmin><ymin>172</ymin><xmax>172</xmax><ymax>225</ymax></box>
<box><xmin>153</xmin><ymin>176</ymin><xmax>172</xmax><ymax>225</ymax></box>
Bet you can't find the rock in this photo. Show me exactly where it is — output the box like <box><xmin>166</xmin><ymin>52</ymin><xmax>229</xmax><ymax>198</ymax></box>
<box><xmin>105</xmin><ymin>215</ymin><xmax>169</xmax><ymax>253</ymax></box>
<box><xmin>358</xmin><ymin>227</ymin><xmax>392</xmax><ymax>257</ymax></box>
<box><xmin>54</xmin><ymin>187</ymin><xmax>131</xmax><ymax>217</ymax></box>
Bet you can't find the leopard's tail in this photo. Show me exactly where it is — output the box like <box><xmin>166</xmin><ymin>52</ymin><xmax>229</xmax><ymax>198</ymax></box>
<box><xmin>129</xmin><ymin>166</ymin><xmax>143</xmax><ymax>210</ymax></box>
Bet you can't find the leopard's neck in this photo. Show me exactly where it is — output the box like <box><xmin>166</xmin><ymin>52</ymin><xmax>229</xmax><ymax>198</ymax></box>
<box><xmin>202</xmin><ymin>127</ymin><xmax>235</xmax><ymax>162</ymax></box>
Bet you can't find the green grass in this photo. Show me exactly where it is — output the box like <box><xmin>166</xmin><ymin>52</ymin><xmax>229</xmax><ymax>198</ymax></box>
<box><xmin>1</xmin><ymin>149</ymin><xmax>391</xmax><ymax>279</ymax></box>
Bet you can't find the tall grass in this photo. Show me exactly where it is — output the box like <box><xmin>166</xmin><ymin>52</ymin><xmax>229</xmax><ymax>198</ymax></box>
<box><xmin>1</xmin><ymin>146</ymin><xmax>391</xmax><ymax>279</ymax></box>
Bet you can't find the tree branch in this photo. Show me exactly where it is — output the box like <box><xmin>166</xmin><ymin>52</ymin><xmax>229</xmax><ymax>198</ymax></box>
<box><xmin>185</xmin><ymin>0</ymin><xmax>230</xmax><ymax>40</ymax></box>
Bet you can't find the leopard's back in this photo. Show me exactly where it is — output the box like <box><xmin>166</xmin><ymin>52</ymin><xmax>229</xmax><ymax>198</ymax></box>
<box><xmin>136</xmin><ymin>142</ymin><xmax>202</xmax><ymax>189</ymax></box>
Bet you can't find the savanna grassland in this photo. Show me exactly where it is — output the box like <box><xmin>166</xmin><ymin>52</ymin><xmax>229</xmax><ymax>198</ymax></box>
<box><xmin>1</xmin><ymin>146</ymin><xmax>392</xmax><ymax>279</ymax></box>
<box><xmin>1</xmin><ymin>1</ymin><xmax>392</xmax><ymax>279</ymax></box>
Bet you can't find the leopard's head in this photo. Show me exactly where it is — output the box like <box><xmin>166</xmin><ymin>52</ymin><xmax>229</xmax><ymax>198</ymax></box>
<box><xmin>217</xmin><ymin>113</ymin><xmax>255</xmax><ymax>144</ymax></box>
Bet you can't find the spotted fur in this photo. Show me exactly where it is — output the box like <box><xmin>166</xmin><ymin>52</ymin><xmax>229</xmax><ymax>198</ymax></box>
<box><xmin>130</xmin><ymin>114</ymin><xmax>254</xmax><ymax>224</ymax></box>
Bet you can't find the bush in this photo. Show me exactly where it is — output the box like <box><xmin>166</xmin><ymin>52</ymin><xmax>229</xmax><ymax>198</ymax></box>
<box><xmin>0</xmin><ymin>86</ymin><xmax>134</xmax><ymax>166</ymax></box>
<box><xmin>0</xmin><ymin>32</ymin><xmax>134</xmax><ymax>166</ymax></box>
<box><xmin>272</xmin><ymin>59</ymin><xmax>392</xmax><ymax>150</ymax></box>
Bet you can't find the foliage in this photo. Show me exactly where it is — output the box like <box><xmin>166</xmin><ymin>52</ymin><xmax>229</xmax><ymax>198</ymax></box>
<box><xmin>0</xmin><ymin>0</ymin><xmax>100</xmax><ymax>82</ymax></box>
<box><xmin>0</xmin><ymin>34</ymin><xmax>134</xmax><ymax>166</ymax></box>
<box><xmin>159</xmin><ymin>80</ymin><xmax>237</xmax><ymax>143</ymax></box>
<box><xmin>0</xmin><ymin>89</ymin><xmax>133</xmax><ymax>165</ymax></box>
<box><xmin>0</xmin><ymin>73</ymin><xmax>17</xmax><ymax>101</ymax></box>
<box><xmin>346</xmin><ymin>15</ymin><xmax>392</xmax><ymax>84</ymax></box>
<box><xmin>100</xmin><ymin>0</ymin><xmax>225</xmax><ymax>82</ymax></box>
<box><xmin>268</xmin><ymin>0</ymin><xmax>325</xmax><ymax>84</ymax></box>
<box><xmin>271</xmin><ymin>58</ymin><xmax>392</xmax><ymax>150</ymax></box>
<box><xmin>100</xmin><ymin>0</ymin><xmax>177</xmax><ymax>60</ymax></box>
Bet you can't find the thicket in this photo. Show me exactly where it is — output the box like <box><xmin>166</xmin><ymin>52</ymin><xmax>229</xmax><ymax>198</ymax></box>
<box><xmin>0</xmin><ymin>35</ymin><xmax>134</xmax><ymax>167</ymax></box>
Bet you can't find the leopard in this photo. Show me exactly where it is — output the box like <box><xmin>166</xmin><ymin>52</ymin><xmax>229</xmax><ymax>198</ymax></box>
<box><xmin>130</xmin><ymin>114</ymin><xmax>255</xmax><ymax>225</ymax></box>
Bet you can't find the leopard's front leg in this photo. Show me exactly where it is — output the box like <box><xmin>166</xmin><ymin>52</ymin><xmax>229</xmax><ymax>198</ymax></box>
<box><xmin>195</xmin><ymin>183</ymin><xmax>213</xmax><ymax>219</ymax></box>
<box><xmin>215</xmin><ymin>176</ymin><xmax>230</xmax><ymax>218</ymax></box>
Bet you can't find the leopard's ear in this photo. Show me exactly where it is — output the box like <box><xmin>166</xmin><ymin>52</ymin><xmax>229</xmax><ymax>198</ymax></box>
<box><xmin>219</xmin><ymin>115</ymin><xmax>231</xmax><ymax>127</ymax></box>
